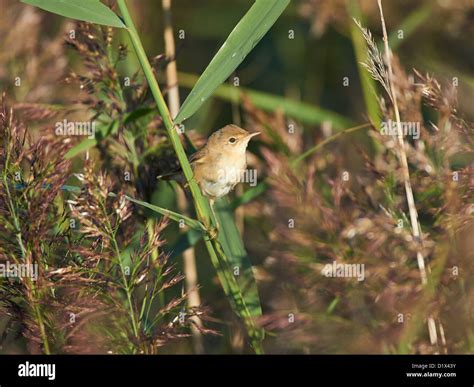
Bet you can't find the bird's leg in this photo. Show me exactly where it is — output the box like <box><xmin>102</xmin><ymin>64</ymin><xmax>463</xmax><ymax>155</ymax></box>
<box><xmin>183</xmin><ymin>173</ymin><xmax>197</xmax><ymax>188</ymax></box>
<box><xmin>183</xmin><ymin>174</ymin><xmax>197</xmax><ymax>188</ymax></box>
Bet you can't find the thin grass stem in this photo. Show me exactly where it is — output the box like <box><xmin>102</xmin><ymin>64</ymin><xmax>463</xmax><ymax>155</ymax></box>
<box><xmin>376</xmin><ymin>0</ymin><xmax>438</xmax><ymax>347</ymax></box>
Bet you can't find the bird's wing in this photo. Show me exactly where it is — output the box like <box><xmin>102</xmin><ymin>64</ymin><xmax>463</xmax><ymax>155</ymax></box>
<box><xmin>189</xmin><ymin>146</ymin><xmax>209</xmax><ymax>165</ymax></box>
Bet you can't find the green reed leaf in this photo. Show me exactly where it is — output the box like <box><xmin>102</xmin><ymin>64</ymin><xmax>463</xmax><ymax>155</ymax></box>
<box><xmin>64</xmin><ymin>120</ymin><xmax>119</xmax><ymax>159</ymax></box>
<box><xmin>215</xmin><ymin>198</ymin><xmax>263</xmax><ymax>320</ymax></box>
<box><xmin>229</xmin><ymin>182</ymin><xmax>268</xmax><ymax>210</ymax></box>
<box><xmin>117</xmin><ymin>194</ymin><xmax>207</xmax><ymax>232</ymax></box>
<box><xmin>21</xmin><ymin>0</ymin><xmax>126</xmax><ymax>28</ymax></box>
<box><xmin>347</xmin><ymin>0</ymin><xmax>381</xmax><ymax>128</ymax></box>
<box><xmin>65</xmin><ymin>138</ymin><xmax>97</xmax><ymax>159</ymax></box>
<box><xmin>174</xmin><ymin>0</ymin><xmax>290</xmax><ymax>124</ymax></box>
<box><xmin>388</xmin><ymin>4</ymin><xmax>432</xmax><ymax>50</ymax></box>
<box><xmin>178</xmin><ymin>72</ymin><xmax>352</xmax><ymax>129</ymax></box>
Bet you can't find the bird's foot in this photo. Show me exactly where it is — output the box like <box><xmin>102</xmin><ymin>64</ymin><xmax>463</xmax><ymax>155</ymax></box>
<box><xmin>207</xmin><ymin>225</ymin><xmax>219</xmax><ymax>241</ymax></box>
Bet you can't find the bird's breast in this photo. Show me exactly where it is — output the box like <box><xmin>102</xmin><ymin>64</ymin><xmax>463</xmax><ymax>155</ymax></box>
<box><xmin>198</xmin><ymin>154</ymin><xmax>247</xmax><ymax>199</ymax></box>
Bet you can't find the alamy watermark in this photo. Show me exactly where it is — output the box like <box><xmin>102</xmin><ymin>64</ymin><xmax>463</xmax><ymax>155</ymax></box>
<box><xmin>0</xmin><ymin>262</ymin><xmax>38</xmax><ymax>281</ymax></box>
<box><xmin>380</xmin><ymin>119</ymin><xmax>420</xmax><ymax>140</ymax></box>
<box><xmin>18</xmin><ymin>361</ymin><xmax>55</xmax><ymax>381</ymax></box>
<box><xmin>321</xmin><ymin>261</ymin><xmax>365</xmax><ymax>282</ymax></box>
<box><xmin>55</xmin><ymin>119</ymin><xmax>95</xmax><ymax>139</ymax></box>
<box><xmin>217</xmin><ymin>168</ymin><xmax>258</xmax><ymax>187</ymax></box>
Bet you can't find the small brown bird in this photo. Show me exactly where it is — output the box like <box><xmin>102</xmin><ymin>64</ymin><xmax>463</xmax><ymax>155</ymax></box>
<box><xmin>190</xmin><ymin>125</ymin><xmax>260</xmax><ymax>202</ymax></box>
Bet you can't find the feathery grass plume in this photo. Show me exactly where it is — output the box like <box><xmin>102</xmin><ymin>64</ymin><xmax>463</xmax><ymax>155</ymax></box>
<box><xmin>0</xmin><ymin>95</ymin><xmax>71</xmax><ymax>353</ymax></box>
<box><xmin>60</xmin><ymin>20</ymin><xmax>216</xmax><ymax>352</ymax></box>
<box><xmin>67</xmin><ymin>161</ymin><xmax>213</xmax><ymax>353</ymax></box>
<box><xmin>240</xmin><ymin>67</ymin><xmax>472</xmax><ymax>352</ymax></box>
<box><xmin>415</xmin><ymin>70</ymin><xmax>473</xmax><ymax>142</ymax></box>
<box><xmin>354</xmin><ymin>3</ymin><xmax>436</xmax><ymax>347</ymax></box>
<box><xmin>64</xmin><ymin>22</ymin><xmax>128</xmax><ymax>114</ymax></box>
<box><xmin>63</xmin><ymin>21</ymin><xmax>183</xmax><ymax>199</ymax></box>
<box><xmin>0</xmin><ymin>94</ymin><xmax>212</xmax><ymax>353</ymax></box>
<box><xmin>353</xmin><ymin>18</ymin><xmax>391</xmax><ymax>99</ymax></box>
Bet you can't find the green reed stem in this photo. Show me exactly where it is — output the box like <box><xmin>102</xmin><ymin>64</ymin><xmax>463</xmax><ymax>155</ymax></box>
<box><xmin>116</xmin><ymin>0</ymin><xmax>263</xmax><ymax>353</ymax></box>
<box><xmin>292</xmin><ymin>122</ymin><xmax>371</xmax><ymax>166</ymax></box>
<box><xmin>117</xmin><ymin>0</ymin><xmax>210</xmax><ymax>227</ymax></box>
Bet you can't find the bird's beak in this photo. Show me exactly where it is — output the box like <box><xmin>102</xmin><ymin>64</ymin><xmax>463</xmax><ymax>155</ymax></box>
<box><xmin>246</xmin><ymin>132</ymin><xmax>261</xmax><ymax>140</ymax></box>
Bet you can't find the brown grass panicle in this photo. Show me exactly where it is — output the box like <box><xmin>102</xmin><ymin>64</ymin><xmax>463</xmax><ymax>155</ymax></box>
<box><xmin>240</xmin><ymin>56</ymin><xmax>473</xmax><ymax>353</ymax></box>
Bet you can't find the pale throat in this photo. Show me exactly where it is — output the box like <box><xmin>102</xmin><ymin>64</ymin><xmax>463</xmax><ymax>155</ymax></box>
<box><xmin>215</xmin><ymin>146</ymin><xmax>247</xmax><ymax>183</ymax></box>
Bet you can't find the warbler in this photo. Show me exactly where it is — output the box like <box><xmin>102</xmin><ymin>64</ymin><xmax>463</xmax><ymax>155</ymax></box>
<box><xmin>190</xmin><ymin>125</ymin><xmax>260</xmax><ymax>203</ymax></box>
<box><xmin>159</xmin><ymin>125</ymin><xmax>259</xmax><ymax>203</ymax></box>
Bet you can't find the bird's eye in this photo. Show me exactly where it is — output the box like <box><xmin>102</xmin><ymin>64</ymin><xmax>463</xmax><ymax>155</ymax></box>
<box><xmin>228</xmin><ymin>137</ymin><xmax>236</xmax><ymax>144</ymax></box>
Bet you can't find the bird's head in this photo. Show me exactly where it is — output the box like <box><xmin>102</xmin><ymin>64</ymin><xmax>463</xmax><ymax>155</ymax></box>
<box><xmin>207</xmin><ymin>125</ymin><xmax>260</xmax><ymax>154</ymax></box>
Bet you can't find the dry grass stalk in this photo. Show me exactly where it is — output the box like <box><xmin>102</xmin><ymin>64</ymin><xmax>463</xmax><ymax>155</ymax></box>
<box><xmin>376</xmin><ymin>0</ymin><xmax>438</xmax><ymax>347</ymax></box>
<box><xmin>162</xmin><ymin>0</ymin><xmax>204</xmax><ymax>354</ymax></box>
